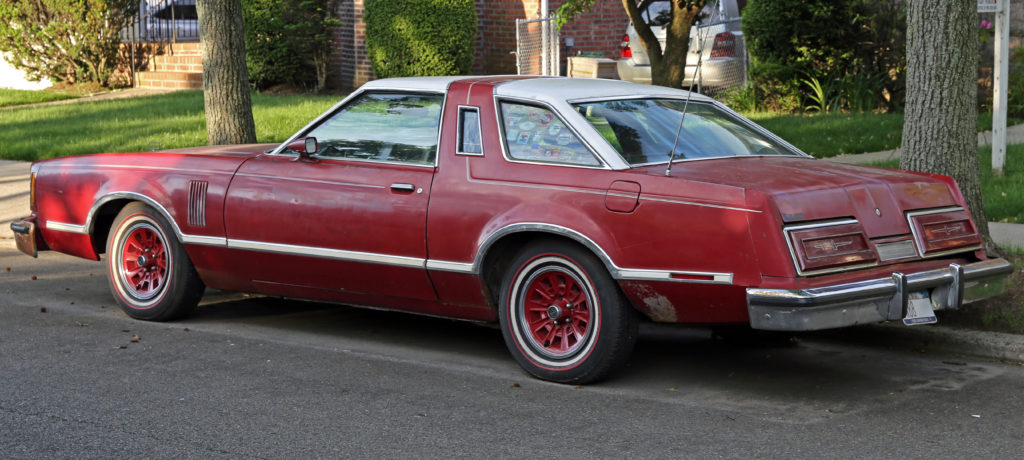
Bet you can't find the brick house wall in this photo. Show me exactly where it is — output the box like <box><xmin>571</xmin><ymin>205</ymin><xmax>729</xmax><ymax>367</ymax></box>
<box><xmin>328</xmin><ymin>0</ymin><xmax>629</xmax><ymax>89</ymax></box>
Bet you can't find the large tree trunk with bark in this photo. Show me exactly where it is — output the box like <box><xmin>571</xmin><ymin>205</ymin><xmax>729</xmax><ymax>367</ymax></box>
<box><xmin>196</xmin><ymin>0</ymin><xmax>257</xmax><ymax>145</ymax></box>
<box><xmin>622</xmin><ymin>0</ymin><xmax>704</xmax><ymax>88</ymax></box>
<box><xmin>900</xmin><ymin>0</ymin><xmax>993</xmax><ymax>250</ymax></box>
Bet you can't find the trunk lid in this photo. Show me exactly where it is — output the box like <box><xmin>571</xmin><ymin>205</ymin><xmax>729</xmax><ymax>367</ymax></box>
<box><xmin>634</xmin><ymin>156</ymin><xmax>960</xmax><ymax>237</ymax></box>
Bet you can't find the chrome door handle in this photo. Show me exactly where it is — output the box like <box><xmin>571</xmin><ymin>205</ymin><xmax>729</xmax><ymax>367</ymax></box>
<box><xmin>390</xmin><ymin>183</ymin><xmax>415</xmax><ymax>193</ymax></box>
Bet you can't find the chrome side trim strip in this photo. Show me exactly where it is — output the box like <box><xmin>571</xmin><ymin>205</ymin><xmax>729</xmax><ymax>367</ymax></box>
<box><xmin>45</xmin><ymin>221</ymin><xmax>87</xmax><ymax>234</ymax></box>
<box><xmin>640</xmin><ymin>196</ymin><xmax>762</xmax><ymax>213</ymax></box>
<box><xmin>181</xmin><ymin>235</ymin><xmax>228</xmax><ymax>247</ymax></box>
<box><xmin>425</xmin><ymin>260</ymin><xmax>476</xmax><ymax>273</ymax></box>
<box><xmin>88</xmin><ymin>164</ymin><xmax>234</xmax><ymax>175</ymax></box>
<box><xmin>616</xmin><ymin>268</ymin><xmax>733</xmax><ymax>285</ymax></box>
<box><xmin>228</xmin><ymin>239</ymin><xmax>426</xmax><ymax>268</ymax></box>
<box><xmin>233</xmin><ymin>173</ymin><xmax>386</xmax><ymax>189</ymax></box>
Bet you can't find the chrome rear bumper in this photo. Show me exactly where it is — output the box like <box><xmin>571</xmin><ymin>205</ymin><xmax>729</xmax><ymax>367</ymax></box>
<box><xmin>747</xmin><ymin>258</ymin><xmax>1014</xmax><ymax>331</ymax></box>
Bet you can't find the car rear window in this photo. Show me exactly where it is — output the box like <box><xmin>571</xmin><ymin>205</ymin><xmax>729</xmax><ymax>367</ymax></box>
<box><xmin>573</xmin><ymin>99</ymin><xmax>800</xmax><ymax>165</ymax></box>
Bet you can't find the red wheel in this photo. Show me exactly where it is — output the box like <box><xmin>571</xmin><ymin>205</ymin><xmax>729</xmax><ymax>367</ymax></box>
<box><xmin>517</xmin><ymin>264</ymin><xmax>596</xmax><ymax>361</ymax></box>
<box><xmin>116</xmin><ymin>224</ymin><xmax>169</xmax><ymax>302</ymax></box>
<box><xmin>499</xmin><ymin>240</ymin><xmax>637</xmax><ymax>384</ymax></box>
<box><xmin>107</xmin><ymin>202</ymin><xmax>204</xmax><ymax>321</ymax></box>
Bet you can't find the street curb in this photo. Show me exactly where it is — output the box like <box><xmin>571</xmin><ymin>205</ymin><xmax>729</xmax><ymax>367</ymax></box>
<box><xmin>805</xmin><ymin>322</ymin><xmax>1024</xmax><ymax>363</ymax></box>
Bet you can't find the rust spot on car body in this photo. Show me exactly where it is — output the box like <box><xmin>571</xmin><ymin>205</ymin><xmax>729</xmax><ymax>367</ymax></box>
<box><xmin>623</xmin><ymin>282</ymin><xmax>677</xmax><ymax>322</ymax></box>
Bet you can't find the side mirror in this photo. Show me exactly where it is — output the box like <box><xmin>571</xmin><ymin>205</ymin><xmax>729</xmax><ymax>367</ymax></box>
<box><xmin>286</xmin><ymin>137</ymin><xmax>318</xmax><ymax>158</ymax></box>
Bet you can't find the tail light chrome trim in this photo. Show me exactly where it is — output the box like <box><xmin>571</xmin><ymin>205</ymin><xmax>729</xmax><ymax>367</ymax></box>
<box><xmin>906</xmin><ymin>206</ymin><xmax>982</xmax><ymax>258</ymax></box>
<box><xmin>783</xmin><ymin>219</ymin><xmax>878</xmax><ymax>276</ymax></box>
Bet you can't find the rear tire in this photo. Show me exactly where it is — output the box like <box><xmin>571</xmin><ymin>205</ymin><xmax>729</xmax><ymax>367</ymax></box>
<box><xmin>106</xmin><ymin>202</ymin><xmax>205</xmax><ymax>321</ymax></box>
<box><xmin>498</xmin><ymin>240</ymin><xmax>637</xmax><ymax>384</ymax></box>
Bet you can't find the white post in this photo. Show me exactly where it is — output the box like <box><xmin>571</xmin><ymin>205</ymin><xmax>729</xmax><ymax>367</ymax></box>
<box><xmin>541</xmin><ymin>0</ymin><xmax>550</xmax><ymax>75</ymax></box>
<box><xmin>992</xmin><ymin>0</ymin><xmax>1010</xmax><ymax>175</ymax></box>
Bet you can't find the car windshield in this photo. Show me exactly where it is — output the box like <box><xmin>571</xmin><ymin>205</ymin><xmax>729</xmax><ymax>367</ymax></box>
<box><xmin>573</xmin><ymin>99</ymin><xmax>801</xmax><ymax>165</ymax></box>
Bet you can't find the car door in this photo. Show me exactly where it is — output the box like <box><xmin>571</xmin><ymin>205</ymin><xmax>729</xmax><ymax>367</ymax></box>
<box><xmin>222</xmin><ymin>91</ymin><xmax>443</xmax><ymax>302</ymax></box>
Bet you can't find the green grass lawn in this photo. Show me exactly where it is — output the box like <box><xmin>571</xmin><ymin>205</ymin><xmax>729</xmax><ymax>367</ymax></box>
<box><xmin>0</xmin><ymin>90</ymin><xmax>340</xmax><ymax>161</ymax></box>
<box><xmin>747</xmin><ymin>111</ymin><xmax>1022</xmax><ymax>158</ymax></box>
<box><xmin>746</xmin><ymin>111</ymin><xmax>905</xmax><ymax>158</ymax></box>
<box><xmin>0</xmin><ymin>88</ymin><xmax>79</xmax><ymax>108</ymax></box>
<box><xmin>979</xmin><ymin>144</ymin><xmax>1024</xmax><ymax>224</ymax></box>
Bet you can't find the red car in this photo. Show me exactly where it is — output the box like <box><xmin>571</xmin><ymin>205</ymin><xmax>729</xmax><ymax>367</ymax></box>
<box><xmin>11</xmin><ymin>76</ymin><xmax>1012</xmax><ymax>383</ymax></box>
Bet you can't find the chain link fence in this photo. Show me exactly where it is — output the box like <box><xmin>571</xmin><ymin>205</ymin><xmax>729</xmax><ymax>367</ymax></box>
<box><xmin>515</xmin><ymin>16</ymin><xmax>560</xmax><ymax>76</ymax></box>
<box><xmin>685</xmin><ymin>17</ymin><xmax>748</xmax><ymax>100</ymax></box>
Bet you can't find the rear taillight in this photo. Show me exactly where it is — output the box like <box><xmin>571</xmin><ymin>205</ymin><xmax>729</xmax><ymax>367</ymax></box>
<box><xmin>29</xmin><ymin>171</ymin><xmax>36</xmax><ymax>211</ymax></box>
<box><xmin>620</xmin><ymin>34</ymin><xmax>632</xmax><ymax>58</ymax></box>
<box><xmin>710</xmin><ymin>32</ymin><xmax>735</xmax><ymax>58</ymax></box>
<box><xmin>785</xmin><ymin>220</ymin><xmax>877</xmax><ymax>275</ymax></box>
<box><xmin>907</xmin><ymin>207</ymin><xmax>982</xmax><ymax>257</ymax></box>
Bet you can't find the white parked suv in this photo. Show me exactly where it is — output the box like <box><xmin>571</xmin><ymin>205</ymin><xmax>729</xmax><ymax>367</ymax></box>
<box><xmin>617</xmin><ymin>0</ymin><xmax>747</xmax><ymax>94</ymax></box>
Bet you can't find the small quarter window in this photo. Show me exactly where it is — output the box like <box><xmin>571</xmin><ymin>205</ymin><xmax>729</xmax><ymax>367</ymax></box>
<box><xmin>499</xmin><ymin>102</ymin><xmax>600</xmax><ymax>167</ymax></box>
<box><xmin>458</xmin><ymin>107</ymin><xmax>483</xmax><ymax>155</ymax></box>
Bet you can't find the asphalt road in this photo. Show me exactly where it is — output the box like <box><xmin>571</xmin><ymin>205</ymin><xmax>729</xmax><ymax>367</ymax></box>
<box><xmin>2</xmin><ymin>247</ymin><xmax>1024</xmax><ymax>458</ymax></box>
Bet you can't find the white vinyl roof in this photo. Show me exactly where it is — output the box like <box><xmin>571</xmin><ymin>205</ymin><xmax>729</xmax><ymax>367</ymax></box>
<box><xmin>362</xmin><ymin>76</ymin><xmax>713</xmax><ymax>104</ymax></box>
<box><xmin>361</xmin><ymin>76</ymin><xmax>469</xmax><ymax>92</ymax></box>
<box><xmin>495</xmin><ymin>77</ymin><xmax>713</xmax><ymax>104</ymax></box>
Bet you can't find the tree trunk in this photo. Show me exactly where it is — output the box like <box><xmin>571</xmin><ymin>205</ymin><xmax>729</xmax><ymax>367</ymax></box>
<box><xmin>196</xmin><ymin>0</ymin><xmax>257</xmax><ymax>145</ymax></box>
<box><xmin>900</xmin><ymin>0</ymin><xmax>993</xmax><ymax>251</ymax></box>
<box><xmin>622</xmin><ymin>0</ymin><xmax>703</xmax><ymax>89</ymax></box>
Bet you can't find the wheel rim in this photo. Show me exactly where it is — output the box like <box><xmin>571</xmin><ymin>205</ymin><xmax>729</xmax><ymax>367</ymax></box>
<box><xmin>519</xmin><ymin>266</ymin><xmax>594</xmax><ymax>359</ymax></box>
<box><xmin>117</xmin><ymin>222</ymin><xmax>169</xmax><ymax>301</ymax></box>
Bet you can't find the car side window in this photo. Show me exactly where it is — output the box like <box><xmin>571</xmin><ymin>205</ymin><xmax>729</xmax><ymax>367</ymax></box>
<box><xmin>304</xmin><ymin>92</ymin><xmax>443</xmax><ymax>165</ymax></box>
<box><xmin>499</xmin><ymin>102</ymin><xmax>600</xmax><ymax>167</ymax></box>
<box><xmin>457</xmin><ymin>106</ymin><xmax>483</xmax><ymax>155</ymax></box>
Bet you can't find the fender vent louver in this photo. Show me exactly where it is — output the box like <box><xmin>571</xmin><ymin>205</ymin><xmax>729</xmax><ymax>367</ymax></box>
<box><xmin>187</xmin><ymin>180</ymin><xmax>208</xmax><ymax>227</ymax></box>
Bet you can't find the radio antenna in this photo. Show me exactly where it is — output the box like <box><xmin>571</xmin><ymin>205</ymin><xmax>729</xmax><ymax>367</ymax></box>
<box><xmin>665</xmin><ymin>0</ymin><xmax>719</xmax><ymax>177</ymax></box>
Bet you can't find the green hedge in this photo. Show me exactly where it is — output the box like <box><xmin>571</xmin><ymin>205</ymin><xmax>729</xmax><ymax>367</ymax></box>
<box><xmin>364</xmin><ymin>0</ymin><xmax>476</xmax><ymax>78</ymax></box>
<box><xmin>742</xmin><ymin>0</ymin><xmax>906</xmax><ymax>112</ymax></box>
<box><xmin>243</xmin><ymin>0</ymin><xmax>340</xmax><ymax>91</ymax></box>
<box><xmin>744</xmin><ymin>0</ymin><xmax>867</xmax><ymax>77</ymax></box>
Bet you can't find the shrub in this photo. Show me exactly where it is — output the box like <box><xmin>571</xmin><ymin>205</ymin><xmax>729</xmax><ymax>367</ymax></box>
<box><xmin>243</xmin><ymin>0</ymin><xmax>340</xmax><ymax>91</ymax></box>
<box><xmin>743</xmin><ymin>0</ymin><xmax>866</xmax><ymax>78</ymax></box>
<box><xmin>0</xmin><ymin>1</ymin><xmax>138</xmax><ymax>87</ymax></box>
<box><xmin>745</xmin><ymin>61</ymin><xmax>803</xmax><ymax>113</ymax></box>
<box><xmin>742</xmin><ymin>0</ymin><xmax>904</xmax><ymax>112</ymax></box>
<box><xmin>364</xmin><ymin>0</ymin><xmax>476</xmax><ymax>78</ymax></box>
<box><xmin>1009</xmin><ymin>46</ymin><xmax>1024</xmax><ymax>119</ymax></box>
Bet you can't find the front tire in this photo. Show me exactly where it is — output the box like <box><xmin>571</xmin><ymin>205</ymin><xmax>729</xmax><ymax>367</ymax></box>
<box><xmin>106</xmin><ymin>203</ymin><xmax>205</xmax><ymax>321</ymax></box>
<box><xmin>499</xmin><ymin>240</ymin><xmax>637</xmax><ymax>384</ymax></box>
